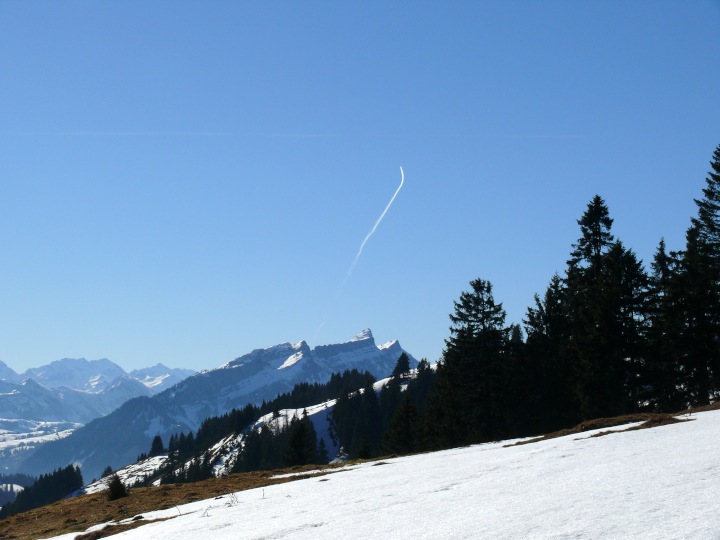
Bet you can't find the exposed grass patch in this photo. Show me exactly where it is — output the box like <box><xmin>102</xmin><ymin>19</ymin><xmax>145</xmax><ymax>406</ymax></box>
<box><xmin>590</xmin><ymin>415</ymin><xmax>691</xmax><ymax>438</ymax></box>
<box><xmin>74</xmin><ymin>518</ymin><xmax>172</xmax><ymax>540</ymax></box>
<box><xmin>0</xmin><ymin>465</ymin><xmax>351</xmax><ymax>540</ymax></box>
<box><xmin>507</xmin><ymin>414</ymin><xmax>671</xmax><ymax>446</ymax></box>
<box><xmin>507</xmin><ymin>402</ymin><xmax>718</xmax><ymax>447</ymax></box>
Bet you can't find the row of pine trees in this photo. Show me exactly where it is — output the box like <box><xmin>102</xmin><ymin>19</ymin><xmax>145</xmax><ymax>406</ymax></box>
<box><xmin>0</xmin><ymin>465</ymin><xmax>82</xmax><ymax>519</ymax></box>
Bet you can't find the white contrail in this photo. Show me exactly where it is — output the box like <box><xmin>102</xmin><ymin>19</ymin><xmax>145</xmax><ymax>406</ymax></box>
<box><xmin>344</xmin><ymin>166</ymin><xmax>405</xmax><ymax>282</ymax></box>
<box><xmin>313</xmin><ymin>166</ymin><xmax>405</xmax><ymax>341</ymax></box>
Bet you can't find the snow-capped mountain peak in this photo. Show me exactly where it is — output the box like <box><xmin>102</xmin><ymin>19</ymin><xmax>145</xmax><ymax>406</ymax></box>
<box><xmin>348</xmin><ymin>328</ymin><xmax>374</xmax><ymax>342</ymax></box>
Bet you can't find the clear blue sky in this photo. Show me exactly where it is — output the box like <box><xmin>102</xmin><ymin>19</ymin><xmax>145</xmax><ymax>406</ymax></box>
<box><xmin>1</xmin><ymin>1</ymin><xmax>719</xmax><ymax>372</ymax></box>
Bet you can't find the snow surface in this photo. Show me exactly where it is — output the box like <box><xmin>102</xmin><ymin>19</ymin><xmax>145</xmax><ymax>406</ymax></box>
<box><xmin>84</xmin><ymin>456</ymin><xmax>169</xmax><ymax>494</ymax></box>
<box><xmin>43</xmin><ymin>409</ymin><xmax>720</xmax><ymax>540</ymax></box>
<box><xmin>0</xmin><ymin>419</ymin><xmax>79</xmax><ymax>472</ymax></box>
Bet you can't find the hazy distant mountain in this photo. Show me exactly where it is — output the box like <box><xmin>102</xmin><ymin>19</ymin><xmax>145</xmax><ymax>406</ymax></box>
<box><xmin>0</xmin><ymin>376</ymin><xmax>151</xmax><ymax>424</ymax></box>
<box><xmin>129</xmin><ymin>364</ymin><xmax>196</xmax><ymax>394</ymax></box>
<box><xmin>0</xmin><ymin>358</ymin><xmax>196</xmax><ymax>424</ymax></box>
<box><xmin>0</xmin><ymin>357</ymin><xmax>196</xmax><ymax>398</ymax></box>
<box><xmin>0</xmin><ymin>359</ymin><xmax>196</xmax><ymax>474</ymax></box>
<box><xmin>23</xmin><ymin>358</ymin><xmax>126</xmax><ymax>392</ymax></box>
<box><xmin>19</xmin><ymin>329</ymin><xmax>415</xmax><ymax>480</ymax></box>
<box><xmin>0</xmin><ymin>362</ymin><xmax>20</xmax><ymax>384</ymax></box>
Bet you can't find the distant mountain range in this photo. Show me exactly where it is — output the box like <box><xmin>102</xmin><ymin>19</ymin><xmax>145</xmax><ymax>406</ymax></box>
<box><xmin>0</xmin><ymin>358</ymin><xmax>196</xmax><ymax>424</ymax></box>
<box><xmin>18</xmin><ymin>329</ymin><xmax>415</xmax><ymax>481</ymax></box>
<box><xmin>0</xmin><ymin>358</ymin><xmax>195</xmax><ymax>474</ymax></box>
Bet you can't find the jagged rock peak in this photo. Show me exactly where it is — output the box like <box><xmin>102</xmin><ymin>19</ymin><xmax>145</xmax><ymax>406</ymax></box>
<box><xmin>348</xmin><ymin>328</ymin><xmax>374</xmax><ymax>343</ymax></box>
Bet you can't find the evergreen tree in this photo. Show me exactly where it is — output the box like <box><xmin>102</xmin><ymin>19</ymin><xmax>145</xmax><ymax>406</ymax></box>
<box><xmin>381</xmin><ymin>394</ymin><xmax>419</xmax><ymax>455</ymax></box>
<box><xmin>106</xmin><ymin>473</ymin><xmax>128</xmax><ymax>501</ymax></box>
<box><xmin>677</xmin><ymin>145</ymin><xmax>720</xmax><ymax>404</ymax></box>
<box><xmin>523</xmin><ymin>273</ymin><xmax>578</xmax><ymax>431</ymax></box>
<box><xmin>564</xmin><ymin>196</ymin><xmax>649</xmax><ymax>418</ymax></box>
<box><xmin>149</xmin><ymin>434</ymin><xmax>165</xmax><ymax>457</ymax></box>
<box><xmin>406</xmin><ymin>358</ymin><xmax>436</xmax><ymax>416</ymax></box>
<box><xmin>316</xmin><ymin>438</ymin><xmax>329</xmax><ymax>464</ymax></box>
<box><xmin>427</xmin><ymin>278</ymin><xmax>510</xmax><ymax>448</ymax></box>
<box><xmin>283</xmin><ymin>411</ymin><xmax>318</xmax><ymax>467</ymax></box>
<box><xmin>391</xmin><ymin>353</ymin><xmax>411</xmax><ymax>378</ymax></box>
<box><xmin>644</xmin><ymin>239</ymin><xmax>685</xmax><ymax>410</ymax></box>
<box><xmin>0</xmin><ymin>465</ymin><xmax>83</xmax><ymax>518</ymax></box>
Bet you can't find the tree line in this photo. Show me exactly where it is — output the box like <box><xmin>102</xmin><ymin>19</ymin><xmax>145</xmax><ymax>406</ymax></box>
<box><xmin>0</xmin><ymin>465</ymin><xmax>82</xmax><ymax>519</ymax></box>
<box><xmin>123</xmin><ymin>369</ymin><xmax>376</xmax><ymax>486</ymax></box>
<box><xmin>423</xmin><ymin>144</ymin><xmax>720</xmax><ymax>448</ymax></box>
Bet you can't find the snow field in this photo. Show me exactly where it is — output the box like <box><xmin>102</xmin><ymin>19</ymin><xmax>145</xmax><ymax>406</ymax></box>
<box><xmin>44</xmin><ymin>409</ymin><xmax>720</xmax><ymax>540</ymax></box>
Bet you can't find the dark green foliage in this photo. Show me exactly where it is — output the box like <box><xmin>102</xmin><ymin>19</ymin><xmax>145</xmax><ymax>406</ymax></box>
<box><xmin>0</xmin><ymin>473</ymin><xmax>35</xmax><ymax>487</ymax></box>
<box><xmin>675</xmin><ymin>145</ymin><xmax>720</xmax><ymax>405</ymax></box>
<box><xmin>0</xmin><ymin>465</ymin><xmax>83</xmax><ymax>518</ymax></box>
<box><xmin>159</xmin><ymin>369</ymin><xmax>376</xmax><ymax>482</ymax></box>
<box><xmin>563</xmin><ymin>196</ymin><xmax>650</xmax><ymax>419</ymax></box>
<box><xmin>106</xmin><ymin>473</ymin><xmax>128</xmax><ymax>501</ymax></box>
<box><xmin>0</xmin><ymin>473</ymin><xmax>35</xmax><ymax>508</ymax></box>
<box><xmin>329</xmin><ymin>379</ymin><xmax>386</xmax><ymax>458</ymax></box>
<box><xmin>427</xmin><ymin>278</ymin><xmax>513</xmax><ymax>447</ymax></box>
<box><xmin>283</xmin><ymin>411</ymin><xmax>318</xmax><ymax>467</ymax></box>
<box><xmin>100</xmin><ymin>466</ymin><xmax>114</xmax><ymax>479</ymax></box>
<box><xmin>522</xmin><ymin>274</ymin><xmax>578</xmax><ymax>432</ymax></box>
<box><xmin>316</xmin><ymin>438</ymin><xmax>329</xmax><ymax>464</ymax></box>
<box><xmin>391</xmin><ymin>353</ymin><xmax>411</xmax><ymax>379</ymax></box>
<box><xmin>149</xmin><ymin>435</ymin><xmax>165</xmax><ymax>457</ymax></box>
<box><xmin>643</xmin><ymin>240</ymin><xmax>686</xmax><ymax>411</ymax></box>
<box><xmin>382</xmin><ymin>394</ymin><xmax>419</xmax><ymax>455</ymax></box>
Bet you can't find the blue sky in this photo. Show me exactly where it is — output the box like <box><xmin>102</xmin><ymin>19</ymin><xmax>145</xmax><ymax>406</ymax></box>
<box><xmin>1</xmin><ymin>1</ymin><xmax>719</xmax><ymax>372</ymax></box>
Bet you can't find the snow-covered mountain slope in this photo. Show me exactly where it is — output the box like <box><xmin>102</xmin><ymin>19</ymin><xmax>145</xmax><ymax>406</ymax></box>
<box><xmin>0</xmin><ymin>376</ymin><xmax>151</xmax><ymax>424</ymax></box>
<box><xmin>47</xmin><ymin>408</ymin><xmax>720</xmax><ymax>540</ymax></box>
<box><xmin>84</xmin><ymin>455</ymin><xmax>170</xmax><ymax>492</ymax></box>
<box><xmin>1</xmin><ymin>358</ymin><xmax>196</xmax><ymax>396</ymax></box>
<box><xmin>0</xmin><ymin>362</ymin><xmax>20</xmax><ymax>384</ymax></box>
<box><xmin>103</xmin><ymin>374</ymin><xmax>398</xmax><ymax>483</ymax></box>
<box><xmin>129</xmin><ymin>364</ymin><xmax>196</xmax><ymax>394</ymax></box>
<box><xmin>23</xmin><ymin>358</ymin><xmax>126</xmax><ymax>392</ymax></box>
<box><xmin>19</xmin><ymin>330</ymin><xmax>414</xmax><ymax>481</ymax></box>
<box><xmin>0</xmin><ymin>418</ymin><xmax>80</xmax><ymax>473</ymax></box>
<box><xmin>0</xmin><ymin>360</ymin><xmax>195</xmax><ymax>476</ymax></box>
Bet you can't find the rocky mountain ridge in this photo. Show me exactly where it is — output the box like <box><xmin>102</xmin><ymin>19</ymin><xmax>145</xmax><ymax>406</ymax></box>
<box><xmin>18</xmin><ymin>329</ymin><xmax>415</xmax><ymax>480</ymax></box>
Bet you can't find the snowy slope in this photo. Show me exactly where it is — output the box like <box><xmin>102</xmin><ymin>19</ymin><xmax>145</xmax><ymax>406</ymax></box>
<box><xmin>45</xmin><ymin>409</ymin><xmax>720</xmax><ymax>540</ymax></box>
<box><xmin>0</xmin><ymin>419</ymin><xmax>79</xmax><ymax>473</ymax></box>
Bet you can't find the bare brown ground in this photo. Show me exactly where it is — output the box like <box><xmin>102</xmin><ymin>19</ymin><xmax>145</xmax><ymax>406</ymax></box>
<box><xmin>0</xmin><ymin>462</ymin><xmax>359</xmax><ymax>540</ymax></box>
<box><xmin>508</xmin><ymin>401</ymin><xmax>720</xmax><ymax>447</ymax></box>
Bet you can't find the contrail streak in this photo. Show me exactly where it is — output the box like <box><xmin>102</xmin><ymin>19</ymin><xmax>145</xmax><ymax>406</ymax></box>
<box><xmin>313</xmin><ymin>167</ymin><xmax>405</xmax><ymax>341</ymax></box>
<box><xmin>344</xmin><ymin>166</ymin><xmax>405</xmax><ymax>282</ymax></box>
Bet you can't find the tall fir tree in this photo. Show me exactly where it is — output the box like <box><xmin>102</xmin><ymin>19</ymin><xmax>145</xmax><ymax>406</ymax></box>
<box><xmin>523</xmin><ymin>273</ymin><xmax>578</xmax><ymax>432</ymax></box>
<box><xmin>381</xmin><ymin>394</ymin><xmax>419</xmax><ymax>455</ymax></box>
<box><xmin>427</xmin><ymin>278</ymin><xmax>511</xmax><ymax>448</ymax></box>
<box><xmin>677</xmin><ymin>144</ymin><xmax>720</xmax><ymax>404</ymax></box>
<box><xmin>564</xmin><ymin>196</ymin><xmax>649</xmax><ymax>419</ymax></box>
<box><xmin>644</xmin><ymin>239</ymin><xmax>686</xmax><ymax>410</ymax></box>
